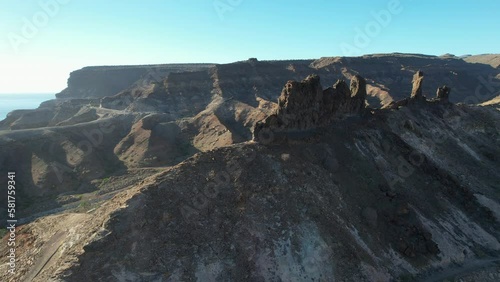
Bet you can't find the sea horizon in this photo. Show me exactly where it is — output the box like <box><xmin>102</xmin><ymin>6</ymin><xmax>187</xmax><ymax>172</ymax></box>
<box><xmin>0</xmin><ymin>93</ymin><xmax>56</xmax><ymax>121</ymax></box>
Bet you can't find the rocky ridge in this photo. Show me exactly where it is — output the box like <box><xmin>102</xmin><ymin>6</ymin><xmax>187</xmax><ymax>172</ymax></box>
<box><xmin>253</xmin><ymin>70</ymin><xmax>456</xmax><ymax>142</ymax></box>
<box><xmin>1</xmin><ymin>54</ymin><xmax>499</xmax><ymax>222</ymax></box>
<box><xmin>253</xmin><ymin>74</ymin><xmax>367</xmax><ymax>141</ymax></box>
<box><xmin>0</xmin><ymin>53</ymin><xmax>499</xmax><ymax>281</ymax></box>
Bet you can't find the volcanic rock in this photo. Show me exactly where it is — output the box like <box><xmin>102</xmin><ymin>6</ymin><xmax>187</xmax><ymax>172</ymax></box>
<box><xmin>411</xmin><ymin>70</ymin><xmax>425</xmax><ymax>99</ymax></box>
<box><xmin>276</xmin><ymin>74</ymin><xmax>323</xmax><ymax>129</ymax></box>
<box><xmin>436</xmin><ymin>85</ymin><xmax>451</xmax><ymax>102</ymax></box>
<box><xmin>253</xmin><ymin>74</ymin><xmax>368</xmax><ymax>142</ymax></box>
<box><xmin>1</xmin><ymin>54</ymin><xmax>500</xmax><ymax>281</ymax></box>
<box><xmin>349</xmin><ymin>74</ymin><xmax>367</xmax><ymax>112</ymax></box>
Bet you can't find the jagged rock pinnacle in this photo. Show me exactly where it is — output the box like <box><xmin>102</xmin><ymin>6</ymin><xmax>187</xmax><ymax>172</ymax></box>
<box><xmin>276</xmin><ymin>74</ymin><xmax>323</xmax><ymax>129</ymax></box>
<box><xmin>253</xmin><ymin>74</ymin><xmax>367</xmax><ymax>142</ymax></box>
<box><xmin>350</xmin><ymin>75</ymin><xmax>367</xmax><ymax>112</ymax></box>
<box><xmin>411</xmin><ymin>71</ymin><xmax>425</xmax><ymax>99</ymax></box>
<box><xmin>384</xmin><ymin>71</ymin><xmax>454</xmax><ymax>109</ymax></box>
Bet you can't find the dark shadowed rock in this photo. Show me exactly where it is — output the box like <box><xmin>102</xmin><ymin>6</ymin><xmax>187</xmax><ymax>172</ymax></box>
<box><xmin>276</xmin><ymin>74</ymin><xmax>324</xmax><ymax>130</ymax></box>
<box><xmin>349</xmin><ymin>75</ymin><xmax>367</xmax><ymax>113</ymax></box>
<box><xmin>350</xmin><ymin>75</ymin><xmax>367</xmax><ymax>98</ymax></box>
<box><xmin>328</xmin><ymin>80</ymin><xmax>354</xmax><ymax>114</ymax></box>
<box><xmin>253</xmin><ymin>75</ymin><xmax>368</xmax><ymax>141</ymax></box>
<box><xmin>362</xmin><ymin>207</ymin><xmax>378</xmax><ymax>227</ymax></box>
<box><xmin>384</xmin><ymin>71</ymin><xmax>454</xmax><ymax>109</ymax></box>
<box><xmin>334</xmin><ymin>79</ymin><xmax>351</xmax><ymax>99</ymax></box>
<box><xmin>436</xmin><ymin>85</ymin><xmax>451</xmax><ymax>102</ymax></box>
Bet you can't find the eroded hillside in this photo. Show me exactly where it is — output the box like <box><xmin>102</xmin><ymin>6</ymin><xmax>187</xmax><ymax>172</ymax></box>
<box><xmin>0</xmin><ymin>54</ymin><xmax>499</xmax><ymax>281</ymax></box>
<box><xmin>1</xmin><ymin>55</ymin><xmax>499</xmax><ymax>218</ymax></box>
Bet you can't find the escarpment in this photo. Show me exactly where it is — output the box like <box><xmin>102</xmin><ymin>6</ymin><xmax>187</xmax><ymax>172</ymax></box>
<box><xmin>57</xmin><ymin>64</ymin><xmax>215</xmax><ymax>99</ymax></box>
<box><xmin>51</xmin><ymin>54</ymin><xmax>500</xmax><ymax>106</ymax></box>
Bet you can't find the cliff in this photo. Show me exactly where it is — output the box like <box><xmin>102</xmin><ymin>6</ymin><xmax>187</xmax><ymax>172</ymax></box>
<box><xmin>56</xmin><ymin>64</ymin><xmax>215</xmax><ymax>99</ymax></box>
<box><xmin>48</xmin><ymin>54</ymin><xmax>500</xmax><ymax>106</ymax></box>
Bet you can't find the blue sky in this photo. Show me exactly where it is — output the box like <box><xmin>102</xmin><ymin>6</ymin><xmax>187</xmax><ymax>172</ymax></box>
<box><xmin>0</xmin><ymin>0</ymin><xmax>499</xmax><ymax>93</ymax></box>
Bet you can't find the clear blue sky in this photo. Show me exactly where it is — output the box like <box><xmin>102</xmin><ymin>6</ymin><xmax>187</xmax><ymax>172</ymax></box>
<box><xmin>0</xmin><ymin>0</ymin><xmax>499</xmax><ymax>93</ymax></box>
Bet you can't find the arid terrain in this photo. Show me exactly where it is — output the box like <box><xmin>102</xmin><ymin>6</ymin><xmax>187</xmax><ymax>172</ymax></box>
<box><xmin>1</xmin><ymin>53</ymin><xmax>500</xmax><ymax>281</ymax></box>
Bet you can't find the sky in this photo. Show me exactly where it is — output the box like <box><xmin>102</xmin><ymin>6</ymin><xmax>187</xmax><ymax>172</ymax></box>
<box><xmin>0</xmin><ymin>0</ymin><xmax>499</xmax><ymax>93</ymax></box>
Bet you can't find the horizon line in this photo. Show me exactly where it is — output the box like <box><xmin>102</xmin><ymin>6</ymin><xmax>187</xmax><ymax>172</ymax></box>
<box><xmin>0</xmin><ymin>93</ymin><xmax>57</xmax><ymax>95</ymax></box>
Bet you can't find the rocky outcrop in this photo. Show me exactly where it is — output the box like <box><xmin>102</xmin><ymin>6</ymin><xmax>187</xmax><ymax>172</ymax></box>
<box><xmin>312</xmin><ymin>54</ymin><xmax>499</xmax><ymax>105</ymax></box>
<box><xmin>349</xmin><ymin>75</ymin><xmax>367</xmax><ymax>112</ymax></box>
<box><xmin>384</xmin><ymin>71</ymin><xmax>454</xmax><ymax>109</ymax></box>
<box><xmin>276</xmin><ymin>74</ymin><xmax>324</xmax><ymax>129</ymax></box>
<box><xmin>435</xmin><ymin>85</ymin><xmax>451</xmax><ymax>102</ymax></box>
<box><xmin>253</xmin><ymin>75</ymin><xmax>367</xmax><ymax>141</ymax></box>
<box><xmin>410</xmin><ymin>71</ymin><xmax>425</xmax><ymax>99</ymax></box>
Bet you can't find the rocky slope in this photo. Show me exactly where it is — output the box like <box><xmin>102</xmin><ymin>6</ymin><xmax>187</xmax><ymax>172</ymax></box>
<box><xmin>1</xmin><ymin>53</ymin><xmax>499</xmax><ymax>224</ymax></box>
<box><xmin>2</xmin><ymin>54</ymin><xmax>498</xmax><ymax>130</ymax></box>
<box><xmin>464</xmin><ymin>54</ymin><xmax>500</xmax><ymax>69</ymax></box>
<box><xmin>0</xmin><ymin>53</ymin><xmax>499</xmax><ymax>281</ymax></box>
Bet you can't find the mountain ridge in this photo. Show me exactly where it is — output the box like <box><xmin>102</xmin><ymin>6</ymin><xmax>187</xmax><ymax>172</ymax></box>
<box><xmin>0</xmin><ymin>53</ymin><xmax>499</xmax><ymax>281</ymax></box>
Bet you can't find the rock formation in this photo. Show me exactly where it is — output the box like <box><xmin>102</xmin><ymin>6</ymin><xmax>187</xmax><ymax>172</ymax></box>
<box><xmin>384</xmin><ymin>71</ymin><xmax>453</xmax><ymax>109</ymax></box>
<box><xmin>253</xmin><ymin>74</ymin><xmax>367</xmax><ymax>142</ymax></box>
<box><xmin>349</xmin><ymin>74</ymin><xmax>367</xmax><ymax>112</ymax></box>
<box><xmin>410</xmin><ymin>70</ymin><xmax>425</xmax><ymax>99</ymax></box>
<box><xmin>436</xmin><ymin>85</ymin><xmax>451</xmax><ymax>102</ymax></box>
<box><xmin>276</xmin><ymin>74</ymin><xmax>324</xmax><ymax>129</ymax></box>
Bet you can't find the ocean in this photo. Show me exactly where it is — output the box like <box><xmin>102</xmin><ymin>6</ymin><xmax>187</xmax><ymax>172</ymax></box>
<box><xmin>0</xmin><ymin>93</ymin><xmax>56</xmax><ymax>121</ymax></box>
